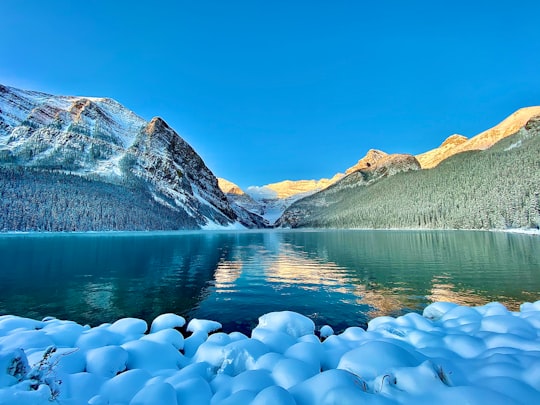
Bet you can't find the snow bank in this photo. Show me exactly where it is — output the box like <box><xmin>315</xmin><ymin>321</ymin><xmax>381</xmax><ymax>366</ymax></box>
<box><xmin>1</xmin><ymin>303</ymin><xmax>540</xmax><ymax>404</ymax></box>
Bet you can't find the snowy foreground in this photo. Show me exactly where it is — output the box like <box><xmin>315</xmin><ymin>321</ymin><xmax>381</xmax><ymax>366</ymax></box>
<box><xmin>1</xmin><ymin>302</ymin><xmax>540</xmax><ymax>404</ymax></box>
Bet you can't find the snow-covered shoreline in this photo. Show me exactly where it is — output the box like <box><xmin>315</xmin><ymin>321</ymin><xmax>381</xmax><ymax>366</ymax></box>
<box><xmin>1</xmin><ymin>301</ymin><xmax>539</xmax><ymax>404</ymax></box>
<box><xmin>1</xmin><ymin>226</ymin><xmax>539</xmax><ymax>236</ymax></box>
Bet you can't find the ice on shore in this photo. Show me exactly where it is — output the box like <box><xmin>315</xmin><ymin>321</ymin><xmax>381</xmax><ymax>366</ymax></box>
<box><xmin>1</xmin><ymin>302</ymin><xmax>540</xmax><ymax>404</ymax></box>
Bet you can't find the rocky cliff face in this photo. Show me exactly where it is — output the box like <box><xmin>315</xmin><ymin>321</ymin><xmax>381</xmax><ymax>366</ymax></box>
<box><xmin>217</xmin><ymin>178</ymin><xmax>269</xmax><ymax>226</ymax></box>
<box><xmin>0</xmin><ymin>84</ymin><xmax>263</xmax><ymax>229</ymax></box>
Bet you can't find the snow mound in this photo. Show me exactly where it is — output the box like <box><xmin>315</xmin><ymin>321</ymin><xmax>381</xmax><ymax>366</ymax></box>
<box><xmin>256</xmin><ymin>311</ymin><xmax>315</xmax><ymax>338</ymax></box>
<box><xmin>320</xmin><ymin>325</ymin><xmax>334</xmax><ymax>338</ymax></box>
<box><xmin>0</xmin><ymin>301</ymin><xmax>540</xmax><ymax>404</ymax></box>
<box><xmin>186</xmin><ymin>318</ymin><xmax>222</xmax><ymax>334</ymax></box>
<box><xmin>150</xmin><ymin>314</ymin><xmax>186</xmax><ymax>333</ymax></box>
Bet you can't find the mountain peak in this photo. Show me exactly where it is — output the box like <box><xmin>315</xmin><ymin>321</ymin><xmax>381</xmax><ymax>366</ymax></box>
<box><xmin>261</xmin><ymin>174</ymin><xmax>344</xmax><ymax>199</ymax></box>
<box><xmin>440</xmin><ymin>134</ymin><xmax>468</xmax><ymax>148</ymax></box>
<box><xmin>345</xmin><ymin>149</ymin><xmax>388</xmax><ymax>174</ymax></box>
<box><xmin>417</xmin><ymin>106</ymin><xmax>540</xmax><ymax>169</ymax></box>
<box><xmin>0</xmin><ymin>84</ymin><xmax>267</xmax><ymax>230</ymax></box>
<box><xmin>218</xmin><ymin>178</ymin><xmax>245</xmax><ymax>195</ymax></box>
<box><xmin>146</xmin><ymin>117</ymin><xmax>171</xmax><ymax>134</ymax></box>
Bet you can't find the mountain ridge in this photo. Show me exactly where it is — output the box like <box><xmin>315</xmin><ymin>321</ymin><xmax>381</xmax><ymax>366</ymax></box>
<box><xmin>222</xmin><ymin>106</ymin><xmax>540</xmax><ymax>199</ymax></box>
<box><xmin>416</xmin><ymin>106</ymin><xmax>540</xmax><ymax>168</ymax></box>
<box><xmin>279</xmin><ymin>113</ymin><xmax>540</xmax><ymax>230</ymax></box>
<box><xmin>0</xmin><ymin>84</ymin><xmax>264</xmax><ymax>230</ymax></box>
<box><xmin>2</xmin><ymin>83</ymin><xmax>539</xmax><ymax>232</ymax></box>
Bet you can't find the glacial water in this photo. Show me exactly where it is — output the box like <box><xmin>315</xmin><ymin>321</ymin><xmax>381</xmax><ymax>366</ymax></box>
<box><xmin>0</xmin><ymin>230</ymin><xmax>538</xmax><ymax>334</ymax></box>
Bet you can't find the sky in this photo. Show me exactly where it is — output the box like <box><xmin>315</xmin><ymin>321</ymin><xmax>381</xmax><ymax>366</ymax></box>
<box><xmin>2</xmin><ymin>1</ymin><xmax>540</xmax><ymax>189</ymax></box>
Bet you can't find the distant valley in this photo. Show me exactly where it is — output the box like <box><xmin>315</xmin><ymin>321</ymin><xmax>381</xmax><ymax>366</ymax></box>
<box><xmin>1</xmin><ymin>84</ymin><xmax>539</xmax><ymax>231</ymax></box>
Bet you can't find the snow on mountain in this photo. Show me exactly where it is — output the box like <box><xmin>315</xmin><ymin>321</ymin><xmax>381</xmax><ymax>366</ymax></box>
<box><xmin>236</xmin><ymin>149</ymin><xmax>412</xmax><ymax>225</ymax></box>
<box><xmin>232</xmin><ymin>149</ymin><xmax>416</xmax><ymax>225</ymax></box>
<box><xmin>262</xmin><ymin>173</ymin><xmax>344</xmax><ymax>199</ymax></box>
<box><xmin>417</xmin><ymin>106</ymin><xmax>540</xmax><ymax>168</ymax></box>
<box><xmin>245</xmin><ymin>186</ymin><xmax>279</xmax><ymax>200</ymax></box>
<box><xmin>219</xmin><ymin>179</ymin><xmax>334</xmax><ymax>226</ymax></box>
<box><xmin>0</xmin><ymin>84</ymin><xmax>263</xmax><ymax>230</ymax></box>
<box><xmin>278</xmin><ymin>153</ymin><xmax>421</xmax><ymax>227</ymax></box>
<box><xmin>259</xmin><ymin>149</ymin><xmax>395</xmax><ymax>200</ymax></box>
<box><xmin>217</xmin><ymin>178</ymin><xmax>245</xmax><ymax>195</ymax></box>
<box><xmin>280</xmin><ymin>113</ymin><xmax>540</xmax><ymax>229</ymax></box>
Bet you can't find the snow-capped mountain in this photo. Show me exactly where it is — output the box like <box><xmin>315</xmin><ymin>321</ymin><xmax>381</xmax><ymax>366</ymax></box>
<box><xmin>3</xmin><ymin>83</ymin><xmax>538</xmax><ymax>232</ymax></box>
<box><xmin>219</xmin><ymin>177</ymin><xmax>341</xmax><ymax>225</ymax></box>
<box><xmin>279</xmin><ymin>113</ymin><xmax>540</xmax><ymax>229</ymax></box>
<box><xmin>278</xmin><ymin>152</ymin><xmax>421</xmax><ymax>227</ymax></box>
<box><xmin>219</xmin><ymin>150</ymin><xmax>417</xmax><ymax>225</ymax></box>
<box><xmin>226</xmin><ymin>106</ymin><xmax>540</xmax><ymax>227</ymax></box>
<box><xmin>261</xmin><ymin>174</ymin><xmax>344</xmax><ymax>199</ymax></box>
<box><xmin>416</xmin><ymin>106</ymin><xmax>540</xmax><ymax>168</ymax></box>
<box><xmin>218</xmin><ymin>178</ymin><xmax>265</xmax><ymax>216</ymax></box>
<box><xmin>0</xmin><ymin>84</ymin><xmax>264</xmax><ymax>230</ymax></box>
<box><xmin>222</xmin><ymin>149</ymin><xmax>416</xmax><ymax>224</ymax></box>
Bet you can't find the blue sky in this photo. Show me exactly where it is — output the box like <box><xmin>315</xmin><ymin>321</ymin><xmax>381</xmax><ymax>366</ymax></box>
<box><xmin>2</xmin><ymin>1</ymin><xmax>540</xmax><ymax>189</ymax></box>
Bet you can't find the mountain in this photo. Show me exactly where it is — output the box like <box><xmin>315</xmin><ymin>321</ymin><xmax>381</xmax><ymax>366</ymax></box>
<box><xmin>248</xmin><ymin>150</ymin><xmax>390</xmax><ymax>202</ymax></box>
<box><xmin>217</xmin><ymin>177</ymin><xmax>269</xmax><ymax>223</ymax></box>
<box><xmin>416</xmin><ymin>106</ymin><xmax>540</xmax><ymax>168</ymax></box>
<box><xmin>0</xmin><ymin>84</ymin><xmax>264</xmax><ymax>231</ymax></box>
<box><xmin>222</xmin><ymin>148</ymin><xmax>423</xmax><ymax>225</ymax></box>
<box><xmin>234</xmin><ymin>150</ymin><xmax>420</xmax><ymax>225</ymax></box>
<box><xmin>262</xmin><ymin>173</ymin><xmax>344</xmax><ymax>199</ymax></box>
<box><xmin>279</xmin><ymin>113</ymin><xmax>540</xmax><ymax>230</ymax></box>
<box><xmin>278</xmin><ymin>153</ymin><xmax>421</xmax><ymax>227</ymax></box>
<box><xmin>218</xmin><ymin>178</ymin><xmax>245</xmax><ymax>195</ymax></box>
<box><xmin>240</xmin><ymin>175</ymin><xmax>344</xmax><ymax>225</ymax></box>
<box><xmin>217</xmin><ymin>174</ymin><xmax>345</xmax><ymax>225</ymax></box>
<box><xmin>243</xmin><ymin>107</ymin><xmax>540</xmax><ymax>211</ymax></box>
<box><xmin>231</xmin><ymin>151</ymin><xmax>391</xmax><ymax>224</ymax></box>
<box><xmin>344</xmin><ymin>149</ymin><xmax>388</xmax><ymax>174</ymax></box>
<box><xmin>6</xmin><ymin>83</ymin><xmax>536</xmax><ymax>232</ymax></box>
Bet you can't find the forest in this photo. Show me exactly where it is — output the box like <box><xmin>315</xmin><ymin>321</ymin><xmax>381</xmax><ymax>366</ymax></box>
<box><xmin>280</xmin><ymin>118</ymin><xmax>540</xmax><ymax>230</ymax></box>
<box><xmin>0</xmin><ymin>167</ymin><xmax>198</xmax><ymax>231</ymax></box>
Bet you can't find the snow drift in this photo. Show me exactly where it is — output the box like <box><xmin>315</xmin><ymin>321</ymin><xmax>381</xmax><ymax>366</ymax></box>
<box><xmin>1</xmin><ymin>301</ymin><xmax>539</xmax><ymax>404</ymax></box>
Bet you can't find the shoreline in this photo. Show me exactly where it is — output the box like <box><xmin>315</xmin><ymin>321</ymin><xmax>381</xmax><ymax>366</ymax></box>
<box><xmin>0</xmin><ymin>226</ymin><xmax>539</xmax><ymax>236</ymax></box>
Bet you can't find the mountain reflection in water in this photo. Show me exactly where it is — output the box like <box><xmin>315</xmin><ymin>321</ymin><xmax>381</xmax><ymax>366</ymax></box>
<box><xmin>0</xmin><ymin>230</ymin><xmax>538</xmax><ymax>334</ymax></box>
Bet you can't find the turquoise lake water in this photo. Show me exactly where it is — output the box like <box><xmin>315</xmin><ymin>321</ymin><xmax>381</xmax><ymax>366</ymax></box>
<box><xmin>0</xmin><ymin>230</ymin><xmax>538</xmax><ymax>333</ymax></box>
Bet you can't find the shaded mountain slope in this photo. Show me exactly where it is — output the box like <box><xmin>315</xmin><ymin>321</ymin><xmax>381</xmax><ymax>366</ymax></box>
<box><xmin>280</xmin><ymin>116</ymin><xmax>540</xmax><ymax>230</ymax></box>
<box><xmin>0</xmin><ymin>84</ymin><xmax>263</xmax><ymax>230</ymax></box>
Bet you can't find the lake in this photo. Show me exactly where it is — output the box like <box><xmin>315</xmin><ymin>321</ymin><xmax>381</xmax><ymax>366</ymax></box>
<box><xmin>0</xmin><ymin>230</ymin><xmax>538</xmax><ymax>334</ymax></box>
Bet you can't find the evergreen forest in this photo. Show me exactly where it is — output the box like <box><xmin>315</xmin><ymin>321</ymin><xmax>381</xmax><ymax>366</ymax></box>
<box><xmin>281</xmin><ymin>118</ymin><xmax>540</xmax><ymax>230</ymax></box>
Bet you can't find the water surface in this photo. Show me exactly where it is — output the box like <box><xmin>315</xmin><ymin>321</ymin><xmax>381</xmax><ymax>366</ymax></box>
<box><xmin>0</xmin><ymin>230</ymin><xmax>538</xmax><ymax>334</ymax></box>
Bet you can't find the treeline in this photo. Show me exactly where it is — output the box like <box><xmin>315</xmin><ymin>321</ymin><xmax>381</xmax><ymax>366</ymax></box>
<box><xmin>0</xmin><ymin>167</ymin><xmax>198</xmax><ymax>231</ymax></box>
<box><xmin>281</xmin><ymin>120</ymin><xmax>540</xmax><ymax>230</ymax></box>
